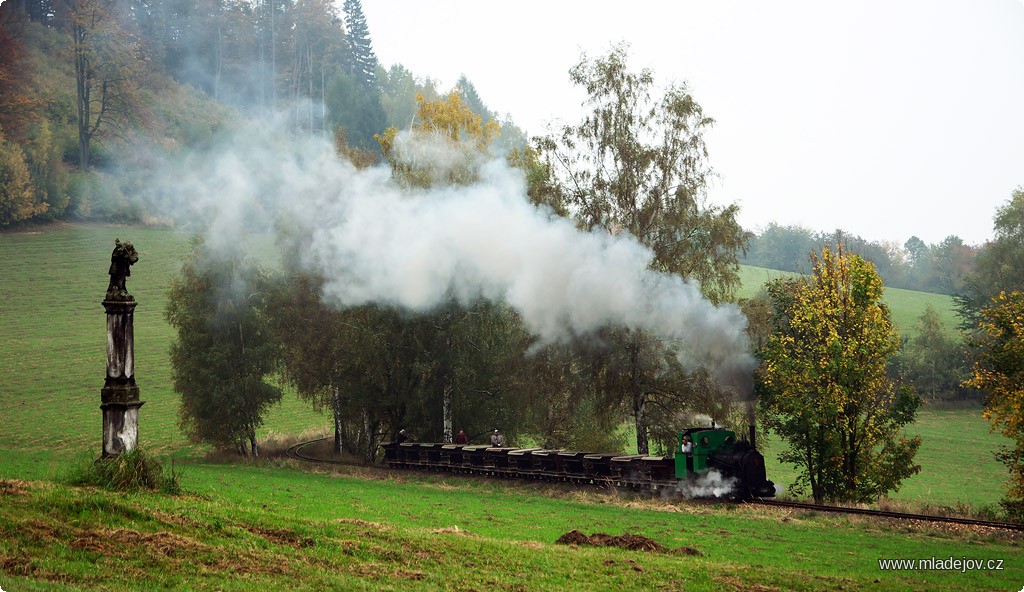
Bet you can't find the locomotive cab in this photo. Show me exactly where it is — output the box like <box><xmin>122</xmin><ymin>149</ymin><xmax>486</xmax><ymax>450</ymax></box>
<box><xmin>673</xmin><ymin>427</ymin><xmax>776</xmax><ymax>498</ymax></box>
<box><xmin>674</xmin><ymin>428</ymin><xmax>736</xmax><ymax>479</ymax></box>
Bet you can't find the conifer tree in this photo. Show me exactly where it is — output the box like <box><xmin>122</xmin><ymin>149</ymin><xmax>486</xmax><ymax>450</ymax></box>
<box><xmin>342</xmin><ymin>0</ymin><xmax>377</xmax><ymax>89</ymax></box>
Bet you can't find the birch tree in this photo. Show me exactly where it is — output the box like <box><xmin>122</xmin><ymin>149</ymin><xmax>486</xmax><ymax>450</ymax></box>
<box><xmin>540</xmin><ymin>44</ymin><xmax>749</xmax><ymax>454</ymax></box>
<box><xmin>376</xmin><ymin>91</ymin><xmax>512</xmax><ymax>443</ymax></box>
<box><xmin>64</xmin><ymin>0</ymin><xmax>145</xmax><ymax>170</ymax></box>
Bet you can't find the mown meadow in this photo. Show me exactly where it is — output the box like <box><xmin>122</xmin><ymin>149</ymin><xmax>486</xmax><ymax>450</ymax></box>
<box><xmin>0</xmin><ymin>224</ymin><xmax>322</xmax><ymax>460</ymax></box>
<box><xmin>0</xmin><ymin>223</ymin><xmax>1018</xmax><ymax>591</ymax></box>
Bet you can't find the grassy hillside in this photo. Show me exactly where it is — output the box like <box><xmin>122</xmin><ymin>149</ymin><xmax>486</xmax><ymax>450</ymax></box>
<box><xmin>1</xmin><ymin>465</ymin><xmax>1019</xmax><ymax>591</ymax></box>
<box><xmin>738</xmin><ymin>265</ymin><xmax>961</xmax><ymax>338</ymax></box>
<box><xmin>0</xmin><ymin>223</ymin><xmax>323</xmax><ymax>459</ymax></box>
<box><xmin>0</xmin><ymin>223</ymin><xmax>1006</xmax><ymax>509</ymax></box>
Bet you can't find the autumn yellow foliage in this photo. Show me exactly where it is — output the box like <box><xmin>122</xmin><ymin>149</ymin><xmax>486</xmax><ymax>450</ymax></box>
<box><xmin>757</xmin><ymin>245</ymin><xmax>921</xmax><ymax>503</ymax></box>
<box><xmin>375</xmin><ymin>91</ymin><xmax>500</xmax><ymax>188</ymax></box>
<box><xmin>966</xmin><ymin>291</ymin><xmax>1024</xmax><ymax>512</ymax></box>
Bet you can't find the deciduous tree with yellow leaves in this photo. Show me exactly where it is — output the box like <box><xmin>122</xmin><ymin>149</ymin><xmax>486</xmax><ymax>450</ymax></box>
<box><xmin>757</xmin><ymin>245</ymin><xmax>921</xmax><ymax>503</ymax></box>
<box><xmin>372</xmin><ymin>90</ymin><xmax>523</xmax><ymax>445</ymax></box>
<box><xmin>965</xmin><ymin>291</ymin><xmax>1024</xmax><ymax>519</ymax></box>
<box><xmin>376</xmin><ymin>90</ymin><xmax>500</xmax><ymax>188</ymax></box>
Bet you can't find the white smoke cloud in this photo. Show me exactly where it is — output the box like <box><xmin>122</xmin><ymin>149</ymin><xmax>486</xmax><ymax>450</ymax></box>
<box><xmin>388</xmin><ymin>129</ymin><xmax>489</xmax><ymax>185</ymax></box>
<box><xmin>676</xmin><ymin>469</ymin><xmax>736</xmax><ymax>499</ymax></box>
<box><xmin>138</xmin><ymin>120</ymin><xmax>754</xmax><ymax>378</ymax></box>
<box><xmin>691</xmin><ymin>414</ymin><xmax>715</xmax><ymax>427</ymax></box>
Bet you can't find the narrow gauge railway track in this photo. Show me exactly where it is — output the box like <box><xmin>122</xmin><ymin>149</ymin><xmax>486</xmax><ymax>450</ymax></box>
<box><xmin>746</xmin><ymin>499</ymin><xmax>1024</xmax><ymax>532</ymax></box>
<box><xmin>287</xmin><ymin>437</ymin><xmax>1023</xmax><ymax>532</ymax></box>
<box><xmin>286</xmin><ymin>437</ymin><xmax>366</xmax><ymax>467</ymax></box>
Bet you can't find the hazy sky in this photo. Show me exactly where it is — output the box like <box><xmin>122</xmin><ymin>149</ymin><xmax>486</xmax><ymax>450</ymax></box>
<box><xmin>361</xmin><ymin>0</ymin><xmax>1024</xmax><ymax>246</ymax></box>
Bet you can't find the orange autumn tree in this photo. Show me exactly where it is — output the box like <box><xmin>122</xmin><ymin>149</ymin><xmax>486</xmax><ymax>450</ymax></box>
<box><xmin>0</xmin><ymin>10</ymin><xmax>51</xmax><ymax>225</ymax></box>
<box><xmin>966</xmin><ymin>291</ymin><xmax>1024</xmax><ymax>519</ymax></box>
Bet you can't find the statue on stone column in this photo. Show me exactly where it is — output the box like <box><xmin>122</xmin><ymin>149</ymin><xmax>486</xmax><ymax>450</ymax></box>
<box><xmin>106</xmin><ymin>239</ymin><xmax>139</xmax><ymax>300</ymax></box>
<box><xmin>101</xmin><ymin>238</ymin><xmax>143</xmax><ymax>457</ymax></box>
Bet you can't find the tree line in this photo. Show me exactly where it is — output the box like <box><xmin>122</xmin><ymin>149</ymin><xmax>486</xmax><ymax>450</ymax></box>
<box><xmin>167</xmin><ymin>46</ymin><xmax>750</xmax><ymax>465</ymax></box>
<box><xmin>163</xmin><ymin>47</ymin><xmax>922</xmax><ymax>510</ymax></box>
<box><xmin>744</xmin><ymin>223</ymin><xmax>978</xmax><ymax>297</ymax></box>
<box><xmin>159</xmin><ymin>41</ymin><xmax>1024</xmax><ymax>514</ymax></box>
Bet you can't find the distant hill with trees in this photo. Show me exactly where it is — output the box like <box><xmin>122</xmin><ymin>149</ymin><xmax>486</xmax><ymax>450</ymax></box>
<box><xmin>742</xmin><ymin>223</ymin><xmax>978</xmax><ymax>296</ymax></box>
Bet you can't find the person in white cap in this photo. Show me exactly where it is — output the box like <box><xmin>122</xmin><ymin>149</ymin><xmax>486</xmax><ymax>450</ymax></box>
<box><xmin>490</xmin><ymin>429</ymin><xmax>504</xmax><ymax>447</ymax></box>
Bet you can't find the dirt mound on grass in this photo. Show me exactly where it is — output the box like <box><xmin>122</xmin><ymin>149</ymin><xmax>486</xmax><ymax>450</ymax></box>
<box><xmin>555</xmin><ymin>529</ymin><xmax>591</xmax><ymax>546</ymax></box>
<box><xmin>556</xmin><ymin>529</ymin><xmax>703</xmax><ymax>555</ymax></box>
<box><xmin>555</xmin><ymin>529</ymin><xmax>666</xmax><ymax>552</ymax></box>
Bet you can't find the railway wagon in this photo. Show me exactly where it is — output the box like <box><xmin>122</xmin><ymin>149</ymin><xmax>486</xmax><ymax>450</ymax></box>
<box><xmin>382</xmin><ymin>426</ymin><xmax>776</xmax><ymax>499</ymax></box>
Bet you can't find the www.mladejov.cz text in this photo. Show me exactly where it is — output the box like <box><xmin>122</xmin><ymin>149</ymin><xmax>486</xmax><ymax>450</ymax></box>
<box><xmin>877</xmin><ymin>557</ymin><xmax>1006</xmax><ymax>572</ymax></box>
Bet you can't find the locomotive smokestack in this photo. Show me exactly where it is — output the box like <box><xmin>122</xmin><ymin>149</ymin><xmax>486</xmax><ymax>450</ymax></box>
<box><xmin>748</xmin><ymin>401</ymin><xmax>757</xmax><ymax>449</ymax></box>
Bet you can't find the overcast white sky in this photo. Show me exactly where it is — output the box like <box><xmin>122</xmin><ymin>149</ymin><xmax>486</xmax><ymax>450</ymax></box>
<box><xmin>361</xmin><ymin>0</ymin><xmax>1024</xmax><ymax>246</ymax></box>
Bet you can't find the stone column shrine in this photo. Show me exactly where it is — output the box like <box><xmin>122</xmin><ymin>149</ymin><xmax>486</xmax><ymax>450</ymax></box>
<box><xmin>100</xmin><ymin>239</ymin><xmax>143</xmax><ymax>457</ymax></box>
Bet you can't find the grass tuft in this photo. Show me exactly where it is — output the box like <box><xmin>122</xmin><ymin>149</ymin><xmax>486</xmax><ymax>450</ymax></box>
<box><xmin>62</xmin><ymin>448</ymin><xmax>182</xmax><ymax>494</ymax></box>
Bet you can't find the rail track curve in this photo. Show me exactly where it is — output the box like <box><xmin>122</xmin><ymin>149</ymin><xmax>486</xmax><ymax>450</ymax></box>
<box><xmin>285</xmin><ymin>437</ymin><xmax>366</xmax><ymax>467</ymax></box>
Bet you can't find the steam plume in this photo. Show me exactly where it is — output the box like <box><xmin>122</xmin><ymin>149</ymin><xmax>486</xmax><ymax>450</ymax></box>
<box><xmin>139</xmin><ymin>122</ymin><xmax>754</xmax><ymax>378</ymax></box>
<box><xmin>676</xmin><ymin>469</ymin><xmax>737</xmax><ymax>499</ymax></box>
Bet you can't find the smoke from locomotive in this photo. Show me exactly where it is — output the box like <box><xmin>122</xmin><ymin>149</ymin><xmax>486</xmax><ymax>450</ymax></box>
<box><xmin>139</xmin><ymin>123</ymin><xmax>754</xmax><ymax>383</ymax></box>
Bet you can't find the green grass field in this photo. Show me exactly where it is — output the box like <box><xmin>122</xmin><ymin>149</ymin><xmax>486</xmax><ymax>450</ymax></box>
<box><xmin>0</xmin><ymin>223</ymin><xmax>1018</xmax><ymax>591</ymax></box>
<box><xmin>738</xmin><ymin>265</ymin><xmax>961</xmax><ymax>338</ymax></box>
<box><xmin>759</xmin><ymin>409</ymin><xmax>1009</xmax><ymax>510</ymax></box>
<box><xmin>1</xmin><ymin>463</ymin><xmax>1019</xmax><ymax>591</ymax></box>
<box><xmin>0</xmin><ymin>224</ymin><xmax>324</xmax><ymax>460</ymax></box>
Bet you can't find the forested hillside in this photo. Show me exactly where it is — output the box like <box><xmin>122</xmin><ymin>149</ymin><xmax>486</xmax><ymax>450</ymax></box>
<box><xmin>0</xmin><ymin>0</ymin><xmax>525</xmax><ymax>226</ymax></box>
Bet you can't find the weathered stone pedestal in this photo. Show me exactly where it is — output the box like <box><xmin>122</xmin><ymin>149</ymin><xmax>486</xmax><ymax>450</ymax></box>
<box><xmin>101</xmin><ymin>296</ymin><xmax>144</xmax><ymax>457</ymax></box>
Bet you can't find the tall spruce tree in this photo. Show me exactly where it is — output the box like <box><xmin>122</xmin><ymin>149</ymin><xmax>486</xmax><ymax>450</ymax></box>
<box><xmin>342</xmin><ymin>0</ymin><xmax>377</xmax><ymax>88</ymax></box>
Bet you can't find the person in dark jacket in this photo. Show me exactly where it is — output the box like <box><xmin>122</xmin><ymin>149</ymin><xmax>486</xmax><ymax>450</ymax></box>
<box><xmin>454</xmin><ymin>429</ymin><xmax>468</xmax><ymax>444</ymax></box>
